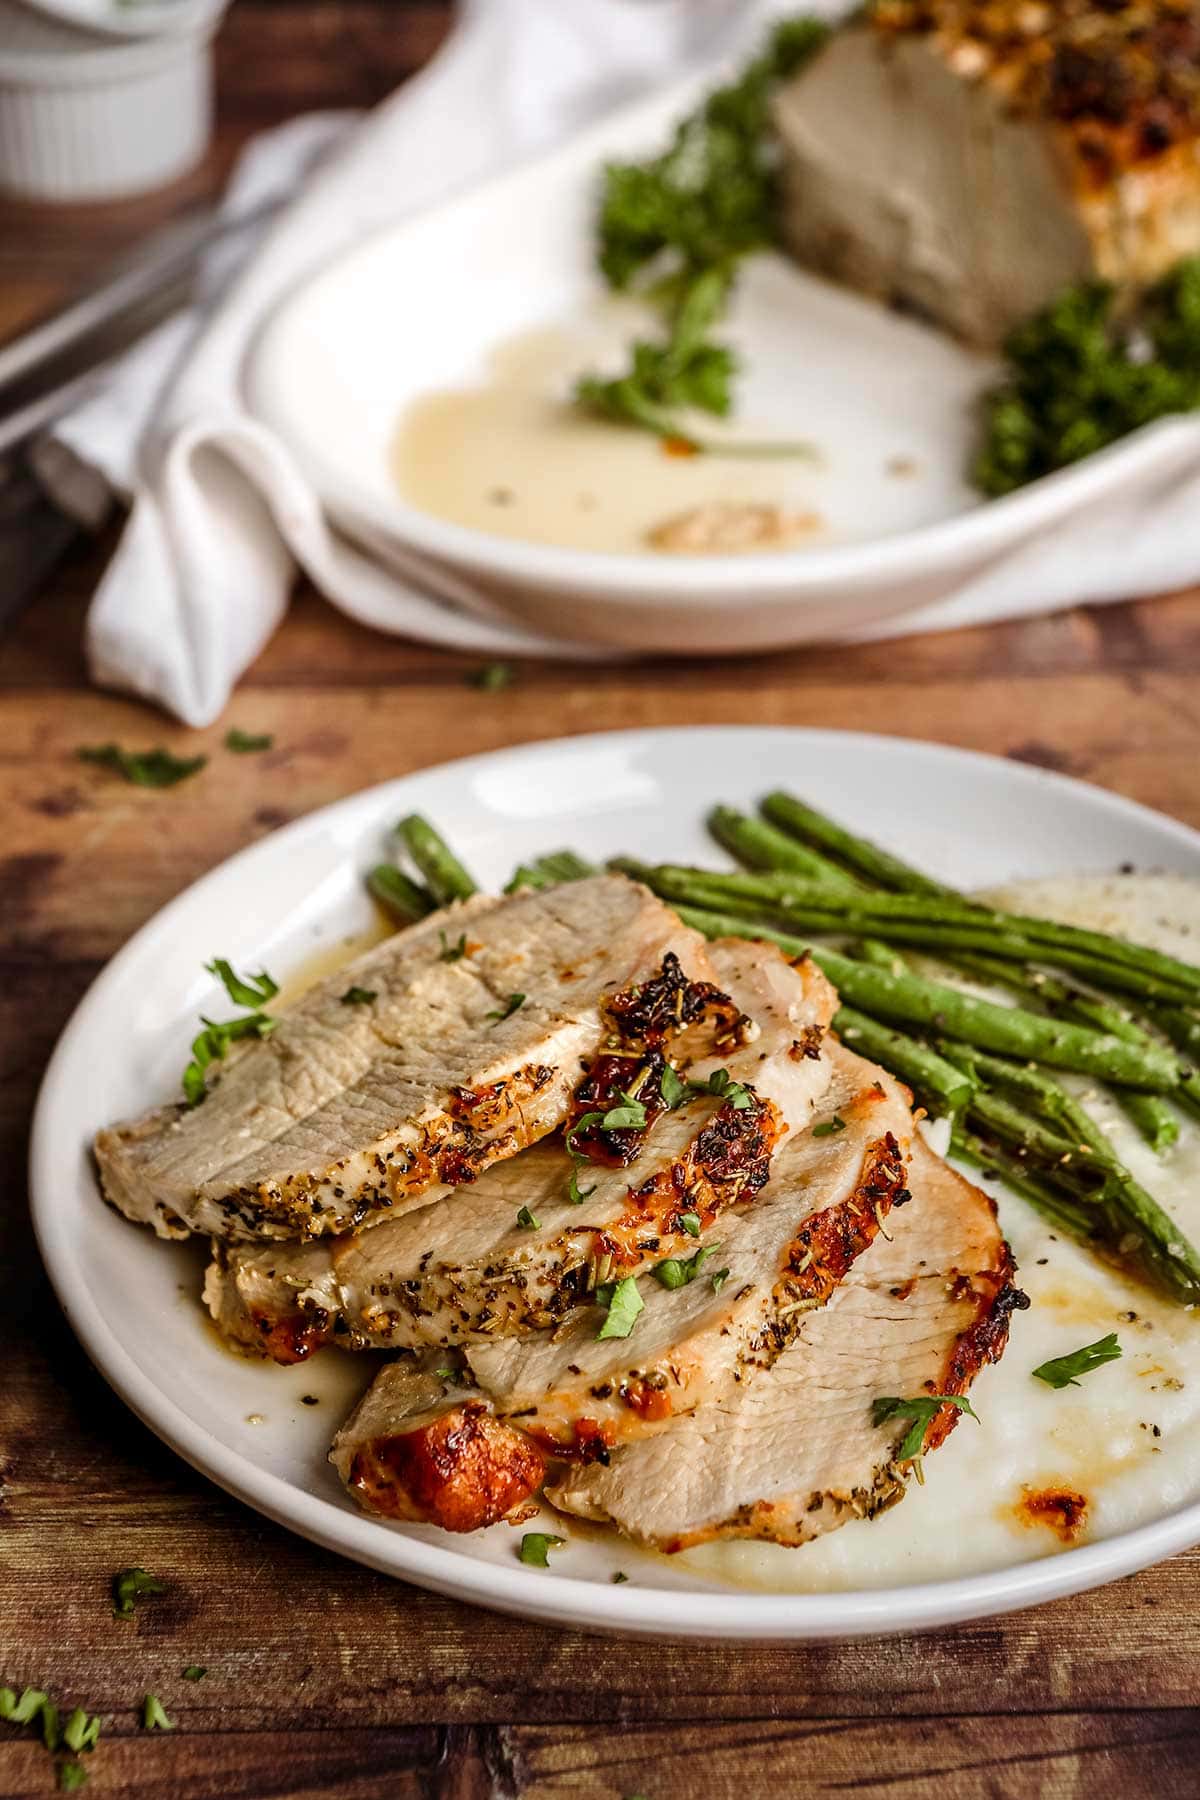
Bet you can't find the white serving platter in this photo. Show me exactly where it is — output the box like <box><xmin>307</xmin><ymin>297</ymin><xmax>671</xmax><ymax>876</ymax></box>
<box><xmin>243</xmin><ymin>67</ymin><xmax>1200</xmax><ymax>655</ymax></box>
<box><xmin>28</xmin><ymin>727</ymin><xmax>1200</xmax><ymax>1639</ymax></box>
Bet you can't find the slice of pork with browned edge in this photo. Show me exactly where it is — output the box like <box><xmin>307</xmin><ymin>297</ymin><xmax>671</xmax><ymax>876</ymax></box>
<box><xmin>329</xmin><ymin>1041</ymin><xmax>925</xmax><ymax>1524</ymax></box>
<box><xmin>547</xmin><ymin>1138</ymin><xmax>1024</xmax><ymax>1551</ymax></box>
<box><xmin>204</xmin><ymin>938</ymin><xmax>837</xmax><ymax>1361</ymax></box>
<box><xmin>467</xmin><ymin>1042</ymin><xmax>913</xmax><ymax>1456</ymax></box>
<box><xmin>95</xmin><ymin>875</ymin><xmax>716</xmax><ymax>1242</ymax></box>
<box><xmin>329</xmin><ymin>1359</ymin><xmax>547</xmax><ymax>1534</ymax></box>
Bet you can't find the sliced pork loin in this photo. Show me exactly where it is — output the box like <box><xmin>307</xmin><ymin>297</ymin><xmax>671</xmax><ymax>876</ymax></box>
<box><xmin>329</xmin><ymin>1041</ymin><xmax>921</xmax><ymax>1524</ymax></box>
<box><xmin>95</xmin><ymin>876</ymin><xmax>716</xmax><ymax>1242</ymax></box>
<box><xmin>547</xmin><ymin>1139</ymin><xmax>1023</xmax><ymax>1551</ymax></box>
<box><xmin>329</xmin><ymin>1358</ymin><xmax>547</xmax><ymax>1534</ymax></box>
<box><xmin>204</xmin><ymin>939</ymin><xmax>837</xmax><ymax>1360</ymax></box>
<box><xmin>467</xmin><ymin>1042</ymin><xmax>913</xmax><ymax>1454</ymax></box>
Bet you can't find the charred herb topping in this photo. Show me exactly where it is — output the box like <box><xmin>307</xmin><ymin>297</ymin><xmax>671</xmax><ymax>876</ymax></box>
<box><xmin>78</xmin><ymin>744</ymin><xmax>206</xmax><ymax>788</ymax></box>
<box><xmin>340</xmin><ymin>986</ymin><xmax>377</xmax><ymax>1006</ymax></box>
<box><xmin>1032</xmin><ymin>1332</ymin><xmax>1123</xmax><ymax>1389</ymax></box>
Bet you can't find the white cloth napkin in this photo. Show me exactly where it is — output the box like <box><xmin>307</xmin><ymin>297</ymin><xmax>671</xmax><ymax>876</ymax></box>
<box><xmin>43</xmin><ymin>0</ymin><xmax>1200</xmax><ymax>726</ymax></box>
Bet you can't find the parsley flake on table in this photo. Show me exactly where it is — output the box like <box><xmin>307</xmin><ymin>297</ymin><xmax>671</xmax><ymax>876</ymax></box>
<box><xmin>467</xmin><ymin>662</ymin><xmax>514</xmax><ymax>693</ymax></box>
<box><xmin>141</xmin><ymin>1695</ymin><xmax>174</xmax><ymax>1732</ymax></box>
<box><xmin>224</xmin><ymin>728</ymin><xmax>274</xmax><ymax>753</ymax></box>
<box><xmin>78</xmin><ymin>744</ymin><xmax>207</xmax><ymax>788</ymax></box>
<box><xmin>59</xmin><ymin>1763</ymin><xmax>88</xmax><ymax>1792</ymax></box>
<box><xmin>485</xmin><ymin>992</ymin><xmax>525</xmax><ymax>1025</ymax></box>
<box><xmin>61</xmin><ymin>1709</ymin><xmax>101</xmax><ymax>1754</ymax></box>
<box><xmin>1032</xmin><ymin>1333</ymin><xmax>1123</xmax><ymax>1390</ymax></box>
<box><xmin>340</xmin><ymin>986</ymin><xmax>377</xmax><ymax>1006</ymax></box>
<box><xmin>112</xmin><ymin>1567</ymin><xmax>165</xmax><ymax>1619</ymax></box>
<box><xmin>181</xmin><ymin>1666</ymin><xmax>207</xmax><ymax>1682</ymax></box>
<box><xmin>597</xmin><ymin>1275</ymin><xmax>644</xmax><ymax>1339</ymax></box>
<box><xmin>519</xmin><ymin>1532</ymin><xmax>565</xmax><ymax>1567</ymax></box>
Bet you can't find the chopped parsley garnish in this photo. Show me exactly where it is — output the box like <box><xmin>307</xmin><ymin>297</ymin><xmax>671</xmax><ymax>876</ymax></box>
<box><xmin>182</xmin><ymin>1011</ymin><xmax>276</xmax><ymax>1107</ymax></box>
<box><xmin>486</xmin><ymin>992</ymin><xmax>525</xmax><ymax>1026</ymax></box>
<box><xmin>181</xmin><ymin>1667</ymin><xmax>206</xmax><ymax>1682</ymax></box>
<box><xmin>439</xmin><ymin>931</ymin><xmax>468</xmax><ymax>962</ymax></box>
<box><xmin>596</xmin><ymin>1275</ymin><xmax>644</xmax><ymax>1339</ymax></box>
<box><xmin>516</xmin><ymin>1205</ymin><xmax>541</xmax><ymax>1231</ymax></box>
<box><xmin>468</xmin><ymin>662</ymin><xmax>513</xmax><ymax>693</ymax></box>
<box><xmin>679</xmin><ymin>1212</ymin><xmax>701</xmax><ymax>1238</ymax></box>
<box><xmin>660</xmin><ymin>1063</ymin><xmax>752</xmax><ymax>1113</ymax></box>
<box><xmin>206</xmin><ymin>959</ymin><xmax>279</xmax><ymax>1008</ymax></box>
<box><xmin>112</xmin><ymin>1567</ymin><xmax>165</xmax><ymax>1619</ymax></box>
<box><xmin>601</xmin><ymin>1092</ymin><xmax>648</xmax><ymax>1132</ymax></box>
<box><xmin>78</xmin><ymin>744</ymin><xmax>207</xmax><ymax>788</ymax></box>
<box><xmin>141</xmin><ymin>1695</ymin><xmax>174</xmax><ymax>1732</ymax></box>
<box><xmin>811</xmin><ymin>1114</ymin><xmax>847</xmax><ymax>1138</ymax></box>
<box><xmin>653</xmin><ymin>1244</ymin><xmax>720</xmax><ymax>1290</ymax></box>
<box><xmin>976</xmin><ymin>261</ymin><xmax>1200</xmax><ymax>496</ymax></box>
<box><xmin>698</xmin><ymin>1068</ymin><xmax>747</xmax><ymax>1107</ymax></box>
<box><xmin>567</xmin><ymin>1169</ymin><xmax>597</xmax><ymax>1205</ymax></box>
<box><xmin>1032</xmin><ymin>1333</ymin><xmax>1123</xmax><ymax>1390</ymax></box>
<box><xmin>872</xmin><ymin>1394</ymin><xmax>979</xmax><ymax>1467</ymax></box>
<box><xmin>340</xmin><ymin>986</ymin><xmax>377</xmax><ymax>1006</ymax></box>
<box><xmin>59</xmin><ymin>1764</ymin><xmax>88</xmax><ymax>1792</ymax></box>
<box><xmin>575</xmin><ymin>17</ymin><xmax>829</xmax><ymax>449</ymax></box>
<box><xmin>659</xmin><ymin>1063</ymin><xmax>688</xmax><ymax>1109</ymax></box>
<box><xmin>710</xmin><ymin>1268</ymin><xmax>731</xmax><ymax>1292</ymax></box>
<box><xmin>611</xmin><ymin>1571</ymin><xmax>629</xmax><ymax>1584</ymax></box>
<box><xmin>565</xmin><ymin>1110</ymin><xmax>606</xmax><ymax>1157</ymax></box>
<box><xmin>224</xmin><ymin>728</ymin><xmax>274</xmax><ymax>753</ymax></box>
<box><xmin>519</xmin><ymin>1532</ymin><xmax>565</xmax><ymax>1567</ymax></box>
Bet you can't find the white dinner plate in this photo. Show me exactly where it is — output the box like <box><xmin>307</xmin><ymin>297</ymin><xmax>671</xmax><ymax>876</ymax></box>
<box><xmin>244</xmin><ymin>63</ymin><xmax>1200</xmax><ymax>655</ymax></box>
<box><xmin>29</xmin><ymin>728</ymin><xmax>1200</xmax><ymax>1639</ymax></box>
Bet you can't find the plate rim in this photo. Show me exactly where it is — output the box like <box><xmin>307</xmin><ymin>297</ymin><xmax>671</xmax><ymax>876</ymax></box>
<box><xmin>242</xmin><ymin>60</ymin><xmax>1200</xmax><ymax>608</ymax></box>
<box><xmin>29</xmin><ymin>725</ymin><xmax>1200</xmax><ymax>1640</ymax></box>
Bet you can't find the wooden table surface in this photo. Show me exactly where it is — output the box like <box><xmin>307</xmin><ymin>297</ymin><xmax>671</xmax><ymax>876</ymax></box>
<box><xmin>4</xmin><ymin>5</ymin><xmax>1200</xmax><ymax>1796</ymax></box>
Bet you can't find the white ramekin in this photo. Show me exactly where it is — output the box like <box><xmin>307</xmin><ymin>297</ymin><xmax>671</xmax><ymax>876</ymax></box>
<box><xmin>0</xmin><ymin>0</ymin><xmax>219</xmax><ymax>201</ymax></box>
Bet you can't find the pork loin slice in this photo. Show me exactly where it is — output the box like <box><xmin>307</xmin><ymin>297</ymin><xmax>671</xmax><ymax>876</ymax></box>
<box><xmin>467</xmin><ymin>1042</ymin><xmax>913</xmax><ymax>1453</ymax></box>
<box><xmin>546</xmin><ymin>1139</ymin><xmax>1023</xmax><ymax>1550</ymax></box>
<box><xmin>774</xmin><ymin>16</ymin><xmax>1200</xmax><ymax>348</ymax></box>
<box><xmin>203</xmin><ymin>939</ymin><xmax>836</xmax><ymax>1359</ymax></box>
<box><xmin>95</xmin><ymin>875</ymin><xmax>711</xmax><ymax>1242</ymax></box>
<box><xmin>329</xmin><ymin>1358</ymin><xmax>547</xmax><ymax>1533</ymax></box>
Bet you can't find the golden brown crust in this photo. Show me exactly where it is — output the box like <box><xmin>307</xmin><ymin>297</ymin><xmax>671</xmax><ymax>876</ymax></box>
<box><xmin>872</xmin><ymin>1</ymin><xmax>1200</xmax><ymax>185</ymax></box>
<box><xmin>346</xmin><ymin>1403</ymin><xmax>547</xmax><ymax>1532</ymax></box>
